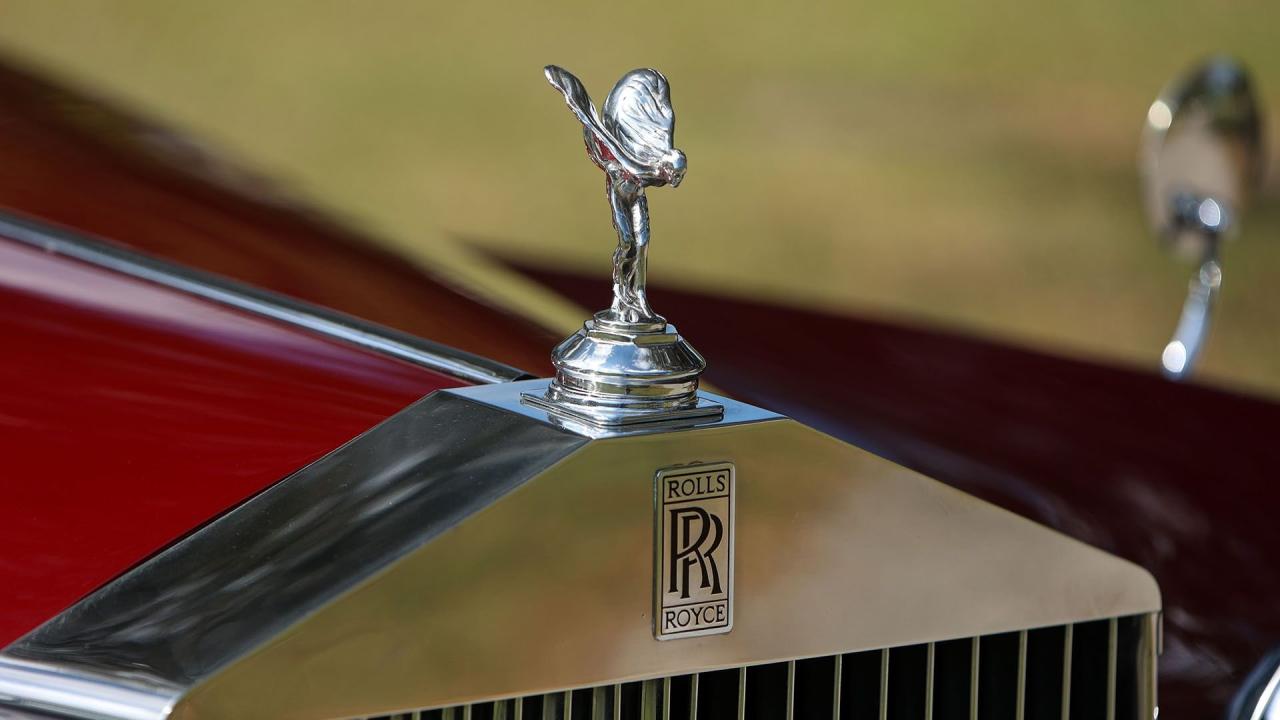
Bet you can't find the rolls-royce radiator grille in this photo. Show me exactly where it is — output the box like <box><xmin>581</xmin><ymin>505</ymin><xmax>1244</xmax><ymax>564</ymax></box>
<box><xmin>364</xmin><ymin>614</ymin><xmax>1156</xmax><ymax>720</ymax></box>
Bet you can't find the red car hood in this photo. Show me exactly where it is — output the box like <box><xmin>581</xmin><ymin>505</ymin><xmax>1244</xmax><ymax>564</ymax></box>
<box><xmin>0</xmin><ymin>235</ymin><xmax>463</xmax><ymax>646</ymax></box>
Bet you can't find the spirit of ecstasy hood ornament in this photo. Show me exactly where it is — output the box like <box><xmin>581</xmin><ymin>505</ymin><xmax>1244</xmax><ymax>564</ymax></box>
<box><xmin>523</xmin><ymin>65</ymin><xmax>721</xmax><ymax>427</ymax></box>
<box><xmin>543</xmin><ymin>65</ymin><xmax>686</xmax><ymax>325</ymax></box>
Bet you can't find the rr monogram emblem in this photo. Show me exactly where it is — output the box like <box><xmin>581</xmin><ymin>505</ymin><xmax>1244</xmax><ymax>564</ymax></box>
<box><xmin>654</xmin><ymin>462</ymin><xmax>734</xmax><ymax>639</ymax></box>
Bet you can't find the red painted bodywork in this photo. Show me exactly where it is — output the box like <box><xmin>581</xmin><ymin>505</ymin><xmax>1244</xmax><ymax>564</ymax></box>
<box><xmin>503</xmin><ymin>260</ymin><xmax>1280</xmax><ymax>718</ymax></box>
<box><xmin>0</xmin><ymin>237</ymin><xmax>462</xmax><ymax>647</ymax></box>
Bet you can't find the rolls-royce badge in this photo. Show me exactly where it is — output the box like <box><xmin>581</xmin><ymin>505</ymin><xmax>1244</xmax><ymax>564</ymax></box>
<box><xmin>522</xmin><ymin>66</ymin><xmax>722</xmax><ymax>428</ymax></box>
<box><xmin>654</xmin><ymin>462</ymin><xmax>734</xmax><ymax>640</ymax></box>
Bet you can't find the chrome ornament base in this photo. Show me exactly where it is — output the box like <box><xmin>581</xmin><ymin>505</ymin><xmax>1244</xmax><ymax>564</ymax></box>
<box><xmin>522</xmin><ymin>313</ymin><xmax>722</xmax><ymax>427</ymax></box>
<box><xmin>533</xmin><ymin>66</ymin><xmax>722</xmax><ymax>427</ymax></box>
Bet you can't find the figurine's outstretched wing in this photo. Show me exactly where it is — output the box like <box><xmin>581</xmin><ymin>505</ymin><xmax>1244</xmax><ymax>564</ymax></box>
<box><xmin>603</xmin><ymin>69</ymin><xmax>676</xmax><ymax>167</ymax></box>
<box><xmin>544</xmin><ymin>65</ymin><xmax>609</xmax><ymax>140</ymax></box>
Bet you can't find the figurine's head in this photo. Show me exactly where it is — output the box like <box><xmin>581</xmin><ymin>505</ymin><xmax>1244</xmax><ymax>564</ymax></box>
<box><xmin>661</xmin><ymin>149</ymin><xmax>687</xmax><ymax>187</ymax></box>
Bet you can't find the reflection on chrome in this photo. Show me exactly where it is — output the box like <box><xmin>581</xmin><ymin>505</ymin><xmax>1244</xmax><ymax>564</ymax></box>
<box><xmin>1146</xmin><ymin>100</ymin><xmax>1174</xmax><ymax>131</ymax></box>
<box><xmin>1160</xmin><ymin>258</ymin><xmax>1222</xmax><ymax>379</ymax></box>
<box><xmin>1228</xmin><ymin>648</ymin><xmax>1280</xmax><ymax>720</ymax></box>
<box><xmin>1161</xmin><ymin>341</ymin><xmax>1187</xmax><ymax>376</ymax></box>
<box><xmin>1139</xmin><ymin>56</ymin><xmax>1264</xmax><ymax>381</ymax></box>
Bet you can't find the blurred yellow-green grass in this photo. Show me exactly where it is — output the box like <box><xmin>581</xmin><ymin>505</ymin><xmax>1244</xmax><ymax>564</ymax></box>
<box><xmin>2</xmin><ymin>1</ymin><xmax>1278</xmax><ymax>396</ymax></box>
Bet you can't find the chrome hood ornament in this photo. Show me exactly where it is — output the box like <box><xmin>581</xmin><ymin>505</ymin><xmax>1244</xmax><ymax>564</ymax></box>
<box><xmin>525</xmin><ymin>66</ymin><xmax>719</xmax><ymax>427</ymax></box>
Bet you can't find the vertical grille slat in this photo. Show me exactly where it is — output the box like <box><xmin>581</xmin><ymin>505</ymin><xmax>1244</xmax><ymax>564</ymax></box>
<box><xmin>1137</xmin><ymin>615</ymin><xmax>1159</xmax><ymax>717</ymax></box>
<box><xmin>541</xmin><ymin>692</ymin><xmax>560</xmax><ymax>720</ymax></box>
<box><xmin>1106</xmin><ymin>618</ymin><xmax>1118</xmax><ymax>720</ymax></box>
<box><xmin>925</xmin><ymin>643</ymin><xmax>936</xmax><ymax>720</ymax></box>
<box><xmin>641</xmin><ymin>679</ymin><xmax>661</xmax><ymax>720</ymax></box>
<box><xmin>591</xmin><ymin>687</ymin><xmax>608</xmax><ymax>720</ymax></box>
<box><xmin>662</xmin><ymin>677</ymin><xmax>671</xmax><ymax>720</ymax></box>
<box><xmin>1015</xmin><ymin>631</ymin><xmax>1027</xmax><ymax>720</ymax></box>
<box><xmin>970</xmin><ymin>637</ymin><xmax>980</xmax><ymax>720</ymax></box>
<box><xmin>737</xmin><ymin>667</ymin><xmax>747</xmax><ymax>720</ymax></box>
<box><xmin>786</xmin><ymin>661</ymin><xmax>796</xmax><ymax>720</ymax></box>
<box><xmin>690</xmin><ymin>675</ymin><xmax>700</xmax><ymax>720</ymax></box>
<box><xmin>358</xmin><ymin>615</ymin><xmax>1154</xmax><ymax>720</ymax></box>
<box><xmin>1061</xmin><ymin>625</ymin><xmax>1073</xmax><ymax>720</ymax></box>
<box><xmin>833</xmin><ymin>654</ymin><xmax>844</xmax><ymax>719</ymax></box>
<box><xmin>878</xmin><ymin>649</ymin><xmax>890</xmax><ymax>720</ymax></box>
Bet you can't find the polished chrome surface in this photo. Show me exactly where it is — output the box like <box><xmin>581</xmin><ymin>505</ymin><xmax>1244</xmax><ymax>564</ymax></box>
<box><xmin>878</xmin><ymin>649</ymin><xmax>889</xmax><ymax>720</ymax></box>
<box><xmin>1107</xmin><ymin>618</ymin><xmax>1119</xmax><ymax>720</ymax></box>
<box><xmin>1139</xmin><ymin>614</ymin><xmax>1159</xmax><ymax>720</ymax></box>
<box><xmin>544</xmin><ymin>65</ymin><xmax>685</xmax><ymax>326</ymax></box>
<box><xmin>0</xmin><ymin>380</ymin><xmax>1160</xmax><ymax>718</ymax></box>
<box><xmin>0</xmin><ymin>211</ymin><xmax>528</xmax><ymax>385</ymax></box>
<box><xmin>1139</xmin><ymin>57</ymin><xmax>1265</xmax><ymax>380</ymax></box>
<box><xmin>972</xmin><ymin>637</ymin><xmax>981</xmax><ymax>720</ymax></box>
<box><xmin>1016</xmin><ymin>631</ymin><xmax>1027</xmax><ymax>720</ymax></box>
<box><xmin>1061</xmin><ymin>625</ymin><xmax>1073</xmax><ymax>720</ymax></box>
<box><xmin>1160</xmin><ymin>257</ymin><xmax>1221</xmax><ymax>378</ymax></box>
<box><xmin>1229</xmin><ymin>648</ymin><xmax>1280</xmax><ymax>720</ymax></box>
<box><xmin>0</xmin><ymin>708</ymin><xmax>72</xmax><ymax>720</ymax></box>
<box><xmin>535</xmin><ymin>66</ymin><xmax>714</xmax><ymax>425</ymax></box>
<box><xmin>0</xmin><ymin>660</ymin><xmax>177</xmax><ymax>720</ymax></box>
<box><xmin>481</xmin><ymin>379</ymin><xmax>773</xmax><ymax>439</ymax></box>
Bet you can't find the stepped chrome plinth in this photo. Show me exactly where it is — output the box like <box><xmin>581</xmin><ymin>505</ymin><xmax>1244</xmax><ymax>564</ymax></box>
<box><xmin>522</xmin><ymin>312</ymin><xmax>720</xmax><ymax>427</ymax></box>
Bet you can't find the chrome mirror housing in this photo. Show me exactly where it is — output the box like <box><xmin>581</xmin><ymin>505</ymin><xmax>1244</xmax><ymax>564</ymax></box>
<box><xmin>1139</xmin><ymin>56</ymin><xmax>1265</xmax><ymax>379</ymax></box>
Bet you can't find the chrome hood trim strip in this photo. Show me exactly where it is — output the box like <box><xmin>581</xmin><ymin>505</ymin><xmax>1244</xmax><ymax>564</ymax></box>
<box><xmin>0</xmin><ymin>212</ymin><xmax>530</xmax><ymax>384</ymax></box>
<box><xmin>0</xmin><ymin>658</ymin><xmax>177</xmax><ymax>720</ymax></box>
<box><xmin>4</xmin><ymin>390</ymin><xmax>589</xmax><ymax>689</ymax></box>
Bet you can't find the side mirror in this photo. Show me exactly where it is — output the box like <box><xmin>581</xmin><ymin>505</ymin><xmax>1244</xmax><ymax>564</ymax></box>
<box><xmin>1139</xmin><ymin>56</ymin><xmax>1265</xmax><ymax>379</ymax></box>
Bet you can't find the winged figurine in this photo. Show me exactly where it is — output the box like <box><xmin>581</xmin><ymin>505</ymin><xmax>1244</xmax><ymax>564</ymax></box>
<box><xmin>545</xmin><ymin>65</ymin><xmax>687</xmax><ymax>326</ymax></box>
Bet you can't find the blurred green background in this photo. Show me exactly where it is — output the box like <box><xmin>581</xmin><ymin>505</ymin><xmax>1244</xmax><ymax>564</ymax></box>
<box><xmin>1</xmin><ymin>1</ymin><xmax>1277</xmax><ymax>395</ymax></box>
